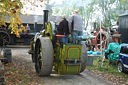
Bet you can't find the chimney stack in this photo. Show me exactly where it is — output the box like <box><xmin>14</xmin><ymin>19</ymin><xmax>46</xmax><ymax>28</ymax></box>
<box><xmin>43</xmin><ymin>10</ymin><xmax>49</xmax><ymax>29</ymax></box>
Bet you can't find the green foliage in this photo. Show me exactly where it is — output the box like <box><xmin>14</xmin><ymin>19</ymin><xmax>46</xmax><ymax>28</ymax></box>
<box><xmin>51</xmin><ymin>0</ymin><xmax>128</xmax><ymax>28</ymax></box>
<box><xmin>87</xmin><ymin>0</ymin><xmax>128</xmax><ymax>28</ymax></box>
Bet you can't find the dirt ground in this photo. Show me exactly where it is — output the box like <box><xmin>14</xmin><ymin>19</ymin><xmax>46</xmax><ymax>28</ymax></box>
<box><xmin>4</xmin><ymin>47</ymin><xmax>115</xmax><ymax>85</ymax></box>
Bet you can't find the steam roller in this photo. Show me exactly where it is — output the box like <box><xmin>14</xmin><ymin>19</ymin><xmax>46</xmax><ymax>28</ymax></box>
<box><xmin>28</xmin><ymin>20</ymin><xmax>88</xmax><ymax>76</ymax></box>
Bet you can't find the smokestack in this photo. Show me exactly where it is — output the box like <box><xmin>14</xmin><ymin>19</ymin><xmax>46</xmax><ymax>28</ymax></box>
<box><xmin>43</xmin><ymin>10</ymin><xmax>49</xmax><ymax>29</ymax></box>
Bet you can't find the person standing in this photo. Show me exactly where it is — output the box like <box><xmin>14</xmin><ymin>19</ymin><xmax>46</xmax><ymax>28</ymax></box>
<box><xmin>69</xmin><ymin>10</ymin><xmax>83</xmax><ymax>44</ymax></box>
<box><xmin>26</xmin><ymin>24</ymin><xmax>30</xmax><ymax>33</ymax></box>
<box><xmin>57</xmin><ymin>16</ymin><xmax>69</xmax><ymax>43</ymax></box>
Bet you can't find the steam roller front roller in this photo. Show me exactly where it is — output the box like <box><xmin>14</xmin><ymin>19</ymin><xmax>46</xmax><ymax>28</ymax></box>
<box><xmin>34</xmin><ymin>37</ymin><xmax>53</xmax><ymax>76</ymax></box>
<box><xmin>0</xmin><ymin>31</ymin><xmax>10</xmax><ymax>47</ymax></box>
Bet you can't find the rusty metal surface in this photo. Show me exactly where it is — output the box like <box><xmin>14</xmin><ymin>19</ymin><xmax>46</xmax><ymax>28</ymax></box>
<box><xmin>87</xmin><ymin>26</ymin><xmax>121</xmax><ymax>51</ymax></box>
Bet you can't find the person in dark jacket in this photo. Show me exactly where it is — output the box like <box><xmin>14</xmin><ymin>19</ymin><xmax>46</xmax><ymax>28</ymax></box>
<box><xmin>57</xmin><ymin>16</ymin><xmax>69</xmax><ymax>43</ymax></box>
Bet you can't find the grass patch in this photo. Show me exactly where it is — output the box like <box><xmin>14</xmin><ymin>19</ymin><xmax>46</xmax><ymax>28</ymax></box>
<box><xmin>86</xmin><ymin>57</ymin><xmax>128</xmax><ymax>79</ymax></box>
<box><xmin>5</xmin><ymin>66</ymin><xmax>17</xmax><ymax>72</ymax></box>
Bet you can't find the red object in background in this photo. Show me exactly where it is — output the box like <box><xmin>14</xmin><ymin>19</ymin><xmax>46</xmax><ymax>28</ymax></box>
<box><xmin>0</xmin><ymin>28</ymin><xmax>7</xmax><ymax>32</ymax></box>
<box><xmin>112</xmin><ymin>32</ymin><xmax>119</xmax><ymax>43</ymax></box>
<box><xmin>56</xmin><ymin>35</ymin><xmax>65</xmax><ymax>37</ymax></box>
<box><xmin>56</xmin><ymin>35</ymin><xmax>65</xmax><ymax>42</ymax></box>
<box><xmin>87</xmin><ymin>26</ymin><xmax>120</xmax><ymax>51</ymax></box>
<box><xmin>95</xmin><ymin>32</ymin><xmax>108</xmax><ymax>51</ymax></box>
<box><xmin>116</xmin><ymin>19</ymin><xmax>119</xmax><ymax>26</ymax></box>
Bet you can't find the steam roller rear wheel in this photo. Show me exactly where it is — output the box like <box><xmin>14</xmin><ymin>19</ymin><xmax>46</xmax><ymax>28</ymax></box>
<box><xmin>35</xmin><ymin>37</ymin><xmax>53</xmax><ymax>76</ymax></box>
<box><xmin>80</xmin><ymin>41</ymin><xmax>88</xmax><ymax>72</ymax></box>
<box><xmin>0</xmin><ymin>31</ymin><xmax>10</xmax><ymax>46</ymax></box>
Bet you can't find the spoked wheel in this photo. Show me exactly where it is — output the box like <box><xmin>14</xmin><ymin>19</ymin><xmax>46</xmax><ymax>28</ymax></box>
<box><xmin>35</xmin><ymin>37</ymin><xmax>53</xmax><ymax>76</ymax></box>
<box><xmin>118</xmin><ymin>62</ymin><xmax>124</xmax><ymax>72</ymax></box>
<box><xmin>95</xmin><ymin>32</ymin><xmax>108</xmax><ymax>51</ymax></box>
<box><xmin>0</xmin><ymin>31</ymin><xmax>10</xmax><ymax>46</ymax></box>
<box><xmin>80</xmin><ymin>41</ymin><xmax>88</xmax><ymax>72</ymax></box>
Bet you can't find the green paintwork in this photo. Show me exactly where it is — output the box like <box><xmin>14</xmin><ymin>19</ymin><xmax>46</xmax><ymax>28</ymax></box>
<box><xmin>45</xmin><ymin>22</ymin><xmax>53</xmax><ymax>40</ymax></box>
<box><xmin>29</xmin><ymin>21</ymin><xmax>85</xmax><ymax>75</ymax></box>
<box><xmin>54</xmin><ymin>43</ymin><xmax>82</xmax><ymax>74</ymax></box>
<box><xmin>30</xmin><ymin>41</ymin><xmax>35</xmax><ymax>50</ymax></box>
